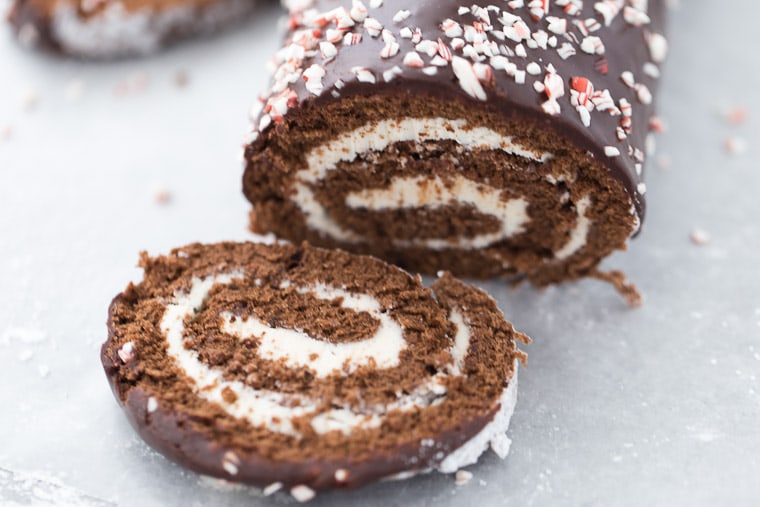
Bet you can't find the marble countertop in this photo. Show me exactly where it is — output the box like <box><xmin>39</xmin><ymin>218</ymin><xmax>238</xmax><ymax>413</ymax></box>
<box><xmin>1</xmin><ymin>1</ymin><xmax>759</xmax><ymax>505</ymax></box>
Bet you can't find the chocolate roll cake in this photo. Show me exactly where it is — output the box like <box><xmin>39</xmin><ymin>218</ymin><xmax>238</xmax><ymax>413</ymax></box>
<box><xmin>243</xmin><ymin>0</ymin><xmax>667</xmax><ymax>287</ymax></box>
<box><xmin>102</xmin><ymin>242</ymin><xmax>528</xmax><ymax>493</ymax></box>
<box><xmin>7</xmin><ymin>0</ymin><xmax>256</xmax><ymax>57</ymax></box>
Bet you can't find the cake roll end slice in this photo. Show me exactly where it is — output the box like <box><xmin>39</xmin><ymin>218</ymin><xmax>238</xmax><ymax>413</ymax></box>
<box><xmin>102</xmin><ymin>241</ymin><xmax>528</xmax><ymax>492</ymax></box>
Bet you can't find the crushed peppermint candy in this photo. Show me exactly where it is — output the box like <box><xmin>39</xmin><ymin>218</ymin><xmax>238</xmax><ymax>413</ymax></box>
<box><xmin>724</xmin><ymin>137</ymin><xmax>748</xmax><ymax>157</ymax></box>
<box><xmin>452</xmin><ymin>56</ymin><xmax>487</xmax><ymax>100</ymax></box>
<box><xmin>221</xmin><ymin>451</ymin><xmax>240</xmax><ymax>476</ymax></box>
<box><xmin>352</xmin><ymin>67</ymin><xmax>376</xmax><ymax>83</ymax></box>
<box><xmin>303</xmin><ymin>64</ymin><xmax>326</xmax><ymax>95</ymax></box>
<box><xmin>253</xmin><ymin>0</ymin><xmax>666</xmax><ymax>199</ymax></box>
<box><xmin>455</xmin><ymin>470</ymin><xmax>474</xmax><ymax>486</ymax></box>
<box><xmin>689</xmin><ymin>228</ymin><xmax>711</xmax><ymax>246</ymax></box>
<box><xmin>118</xmin><ymin>341</ymin><xmax>135</xmax><ymax>363</ymax></box>
<box><xmin>392</xmin><ymin>9</ymin><xmax>411</xmax><ymax>23</ymax></box>
<box><xmin>291</xmin><ymin>485</ymin><xmax>316</xmax><ymax>502</ymax></box>
<box><xmin>263</xmin><ymin>482</ymin><xmax>283</xmax><ymax>496</ymax></box>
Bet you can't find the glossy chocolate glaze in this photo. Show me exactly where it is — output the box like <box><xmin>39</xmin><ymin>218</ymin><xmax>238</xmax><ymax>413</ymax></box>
<box><xmin>247</xmin><ymin>0</ymin><xmax>667</xmax><ymax>222</ymax></box>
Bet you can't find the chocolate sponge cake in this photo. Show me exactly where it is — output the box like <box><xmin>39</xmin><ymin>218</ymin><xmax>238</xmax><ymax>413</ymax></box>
<box><xmin>243</xmin><ymin>0</ymin><xmax>667</xmax><ymax>287</ymax></box>
<box><xmin>102</xmin><ymin>242</ymin><xmax>528</xmax><ymax>493</ymax></box>
<box><xmin>7</xmin><ymin>0</ymin><xmax>256</xmax><ymax>57</ymax></box>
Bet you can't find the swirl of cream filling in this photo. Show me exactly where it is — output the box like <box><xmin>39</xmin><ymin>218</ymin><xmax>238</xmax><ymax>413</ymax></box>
<box><xmin>160</xmin><ymin>272</ymin><xmax>494</xmax><ymax>438</ymax></box>
<box><xmin>291</xmin><ymin>117</ymin><xmax>592</xmax><ymax>259</ymax></box>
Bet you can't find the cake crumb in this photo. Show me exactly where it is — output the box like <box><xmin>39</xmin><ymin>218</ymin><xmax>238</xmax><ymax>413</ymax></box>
<box><xmin>689</xmin><ymin>228</ymin><xmax>710</xmax><ymax>246</ymax></box>
<box><xmin>479</xmin><ymin>479</ymin><xmax>487</xmax><ymax>486</ymax></box>
<box><xmin>290</xmin><ymin>484</ymin><xmax>316</xmax><ymax>502</ymax></box>
<box><xmin>263</xmin><ymin>482</ymin><xmax>282</xmax><ymax>496</ymax></box>
<box><xmin>724</xmin><ymin>137</ymin><xmax>747</xmax><ymax>156</ymax></box>
<box><xmin>455</xmin><ymin>470</ymin><xmax>473</xmax><ymax>486</ymax></box>
<box><xmin>175</xmin><ymin>70</ymin><xmax>190</xmax><ymax>88</ymax></box>
<box><xmin>1</xmin><ymin>126</ymin><xmax>12</xmax><ymax>141</ymax></box>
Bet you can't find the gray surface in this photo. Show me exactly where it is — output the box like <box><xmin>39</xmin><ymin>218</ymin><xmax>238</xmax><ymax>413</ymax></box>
<box><xmin>1</xmin><ymin>1</ymin><xmax>759</xmax><ymax>506</ymax></box>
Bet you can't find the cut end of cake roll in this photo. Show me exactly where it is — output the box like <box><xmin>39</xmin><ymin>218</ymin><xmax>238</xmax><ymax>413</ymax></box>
<box><xmin>102</xmin><ymin>241</ymin><xmax>527</xmax><ymax>491</ymax></box>
<box><xmin>7</xmin><ymin>0</ymin><xmax>257</xmax><ymax>57</ymax></box>
<box><xmin>243</xmin><ymin>0</ymin><xmax>667</xmax><ymax>287</ymax></box>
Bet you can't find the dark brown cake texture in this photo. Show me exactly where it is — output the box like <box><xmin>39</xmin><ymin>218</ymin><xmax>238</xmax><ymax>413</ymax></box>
<box><xmin>7</xmin><ymin>0</ymin><xmax>257</xmax><ymax>57</ymax></box>
<box><xmin>243</xmin><ymin>0</ymin><xmax>667</xmax><ymax>294</ymax></box>
<box><xmin>102</xmin><ymin>241</ymin><xmax>528</xmax><ymax>497</ymax></box>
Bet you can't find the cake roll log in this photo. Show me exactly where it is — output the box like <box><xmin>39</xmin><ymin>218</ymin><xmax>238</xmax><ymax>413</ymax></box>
<box><xmin>7</xmin><ymin>0</ymin><xmax>257</xmax><ymax>57</ymax></box>
<box><xmin>243</xmin><ymin>0</ymin><xmax>667</xmax><ymax>287</ymax></box>
<box><xmin>102</xmin><ymin>242</ymin><xmax>528</xmax><ymax>492</ymax></box>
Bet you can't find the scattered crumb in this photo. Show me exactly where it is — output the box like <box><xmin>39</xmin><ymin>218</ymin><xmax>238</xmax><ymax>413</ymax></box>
<box><xmin>724</xmin><ymin>106</ymin><xmax>748</xmax><ymax>126</ymax></box>
<box><xmin>290</xmin><ymin>484</ymin><xmax>315</xmax><ymax>503</ymax></box>
<box><xmin>114</xmin><ymin>72</ymin><xmax>149</xmax><ymax>97</ymax></box>
<box><xmin>175</xmin><ymin>70</ymin><xmax>190</xmax><ymax>88</ymax></box>
<box><xmin>154</xmin><ymin>188</ymin><xmax>172</xmax><ymax>205</ymax></box>
<box><xmin>1</xmin><ymin>126</ymin><xmax>12</xmax><ymax>141</ymax></box>
<box><xmin>18</xmin><ymin>349</ymin><xmax>34</xmax><ymax>361</ymax></box>
<box><xmin>263</xmin><ymin>482</ymin><xmax>282</xmax><ymax>496</ymax></box>
<box><xmin>648</xmin><ymin>115</ymin><xmax>666</xmax><ymax>133</ymax></box>
<box><xmin>689</xmin><ymin>228</ymin><xmax>710</xmax><ymax>246</ymax></box>
<box><xmin>479</xmin><ymin>479</ymin><xmax>487</xmax><ymax>486</ymax></box>
<box><xmin>724</xmin><ymin>137</ymin><xmax>747</xmax><ymax>156</ymax></box>
<box><xmin>455</xmin><ymin>470</ymin><xmax>473</xmax><ymax>486</ymax></box>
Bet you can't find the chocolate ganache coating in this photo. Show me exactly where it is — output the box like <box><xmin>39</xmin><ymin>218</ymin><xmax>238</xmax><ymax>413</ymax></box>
<box><xmin>244</xmin><ymin>0</ymin><xmax>667</xmax><ymax>285</ymax></box>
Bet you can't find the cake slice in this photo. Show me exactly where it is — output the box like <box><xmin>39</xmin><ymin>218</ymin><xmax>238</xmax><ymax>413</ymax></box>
<box><xmin>243</xmin><ymin>0</ymin><xmax>667</xmax><ymax>289</ymax></box>
<box><xmin>8</xmin><ymin>0</ymin><xmax>257</xmax><ymax>57</ymax></box>
<box><xmin>102</xmin><ymin>241</ymin><xmax>528</xmax><ymax>493</ymax></box>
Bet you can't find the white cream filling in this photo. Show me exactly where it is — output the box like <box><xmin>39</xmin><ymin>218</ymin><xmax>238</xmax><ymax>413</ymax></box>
<box><xmin>290</xmin><ymin>116</ymin><xmax>594</xmax><ymax>258</ymax></box>
<box><xmin>50</xmin><ymin>0</ymin><xmax>253</xmax><ymax>57</ymax></box>
<box><xmin>437</xmin><ymin>366</ymin><xmax>518</xmax><ymax>473</ymax></box>
<box><xmin>345</xmin><ymin>175</ymin><xmax>530</xmax><ymax>250</ymax></box>
<box><xmin>220</xmin><ymin>283</ymin><xmax>406</xmax><ymax>378</ymax></box>
<box><xmin>553</xmin><ymin>196</ymin><xmax>591</xmax><ymax>260</ymax></box>
<box><xmin>159</xmin><ymin>273</ymin><xmax>505</xmax><ymax>438</ymax></box>
<box><xmin>447</xmin><ymin>309</ymin><xmax>471</xmax><ymax>376</ymax></box>
<box><xmin>300</xmin><ymin>118</ymin><xmax>552</xmax><ymax>184</ymax></box>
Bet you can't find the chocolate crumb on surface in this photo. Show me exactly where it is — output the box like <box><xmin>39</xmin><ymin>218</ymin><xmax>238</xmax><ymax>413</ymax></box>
<box><xmin>102</xmin><ymin>241</ymin><xmax>527</xmax><ymax>491</ymax></box>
